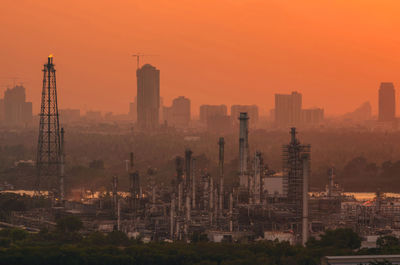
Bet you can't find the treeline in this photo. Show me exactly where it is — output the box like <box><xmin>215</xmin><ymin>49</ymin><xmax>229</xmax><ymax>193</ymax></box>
<box><xmin>0</xmin><ymin>220</ymin><xmax>400</xmax><ymax>265</ymax></box>
<box><xmin>337</xmin><ymin>156</ymin><xmax>400</xmax><ymax>192</ymax></box>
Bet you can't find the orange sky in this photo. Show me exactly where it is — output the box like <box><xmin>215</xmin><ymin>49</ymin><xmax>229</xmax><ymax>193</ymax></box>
<box><xmin>1</xmin><ymin>0</ymin><xmax>400</xmax><ymax>116</ymax></box>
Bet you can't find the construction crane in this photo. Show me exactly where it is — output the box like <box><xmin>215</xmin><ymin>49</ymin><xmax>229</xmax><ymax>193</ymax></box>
<box><xmin>132</xmin><ymin>53</ymin><xmax>159</xmax><ymax>70</ymax></box>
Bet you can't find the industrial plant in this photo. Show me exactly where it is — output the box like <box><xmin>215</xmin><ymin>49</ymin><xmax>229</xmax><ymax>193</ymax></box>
<box><xmin>3</xmin><ymin>56</ymin><xmax>400</xmax><ymax>250</ymax></box>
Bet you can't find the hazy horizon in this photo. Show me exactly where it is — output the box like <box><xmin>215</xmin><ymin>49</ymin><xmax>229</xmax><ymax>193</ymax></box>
<box><xmin>1</xmin><ymin>0</ymin><xmax>399</xmax><ymax>116</ymax></box>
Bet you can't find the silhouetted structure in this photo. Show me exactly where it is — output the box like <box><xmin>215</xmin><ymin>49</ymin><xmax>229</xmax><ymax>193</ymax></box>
<box><xmin>129</xmin><ymin>97</ymin><xmax>137</xmax><ymax>122</ymax></box>
<box><xmin>379</xmin><ymin>82</ymin><xmax>396</xmax><ymax>122</ymax></box>
<box><xmin>137</xmin><ymin>64</ymin><xmax>160</xmax><ymax>130</ymax></box>
<box><xmin>275</xmin><ymin>92</ymin><xmax>302</xmax><ymax>126</ymax></box>
<box><xmin>3</xmin><ymin>85</ymin><xmax>32</xmax><ymax>126</ymax></box>
<box><xmin>59</xmin><ymin>109</ymin><xmax>80</xmax><ymax>123</ymax></box>
<box><xmin>301</xmin><ymin>108</ymin><xmax>324</xmax><ymax>124</ymax></box>
<box><xmin>239</xmin><ymin>112</ymin><xmax>249</xmax><ymax>176</ymax></box>
<box><xmin>283</xmin><ymin>128</ymin><xmax>310</xmax><ymax>231</ymax></box>
<box><xmin>36</xmin><ymin>55</ymin><xmax>62</xmax><ymax>195</ymax></box>
<box><xmin>343</xmin><ymin>101</ymin><xmax>372</xmax><ymax>121</ymax></box>
<box><xmin>199</xmin><ymin>104</ymin><xmax>230</xmax><ymax>132</ymax></box>
<box><xmin>231</xmin><ymin>105</ymin><xmax>258</xmax><ymax>128</ymax></box>
<box><xmin>199</xmin><ymin>105</ymin><xmax>227</xmax><ymax>123</ymax></box>
<box><xmin>163</xmin><ymin>96</ymin><xmax>191</xmax><ymax>128</ymax></box>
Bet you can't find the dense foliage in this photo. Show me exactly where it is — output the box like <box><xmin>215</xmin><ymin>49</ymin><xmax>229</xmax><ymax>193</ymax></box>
<box><xmin>0</xmin><ymin>225</ymin><xmax>398</xmax><ymax>265</ymax></box>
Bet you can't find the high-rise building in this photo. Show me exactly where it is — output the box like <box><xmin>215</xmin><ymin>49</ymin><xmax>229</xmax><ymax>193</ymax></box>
<box><xmin>275</xmin><ymin>91</ymin><xmax>302</xmax><ymax>126</ymax></box>
<box><xmin>199</xmin><ymin>104</ymin><xmax>230</xmax><ymax>132</ymax></box>
<box><xmin>379</xmin><ymin>82</ymin><xmax>396</xmax><ymax>122</ymax></box>
<box><xmin>3</xmin><ymin>85</ymin><xmax>32</xmax><ymax>126</ymax></box>
<box><xmin>301</xmin><ymin>108</ymin><xmax>324</xmax><ymax>124</ymax></box>
<box><xmin>231</xmin><ymin>105</ymin><xmax>259</xmax><ymax>127</ymax></box>
<box><xmin>137</xmin><ymin>64</ymin><xmax>160</xmax><ymax>130</ymax></box>
<box><xmin>199</xmin><ymin>105</ymin><xmax>227</xmax><ymax>123</ymax></box>
<box><xmin>129</xmin><ymin>97</ymin><xmax>137</xmax><ymax>122</ymax></box>
<box><xmin>163</xmin><ymin>96</ymin><xmax>191</xmax><ymax>128</ymax></box>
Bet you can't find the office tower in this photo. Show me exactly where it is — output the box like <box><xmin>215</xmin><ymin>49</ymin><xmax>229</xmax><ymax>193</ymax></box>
<box><xmin>36</xmin><ymin>55</ymin><xmax>62</xmax><ymax>194</ymax></box>
<box><xmin>163</xmin><ymin>96</ymin><xmax>191</xmax><ymax>128</ymax></box>
<box><xmin>379</xmin><ymin>82</ymin><xmax>396</xmax><ymax>122</ymax></box>
<box><xmin>199</xmin><ymin>105</ymin><xmax>227</xmax><ymax>123</ymax></box>
<box><xmin>301</xmin><ymin>108</ymin><xmax>324</xmax><ymax>124</ymax></box>
<box><xmin>3</xmin><ymin>85</ymin><xmax>33</xmax><ymax>126</ymax></box>
<box><xmin>199</xmin><ymin>104</ymin><xmax>230</xmax><ymax>132</ymax></box>
<box><xmin>137</xmin><ymin>64</ymin><xmax>160</xmax><ymax>130</ymax></box>
<box><xmin>274</xmin><ymin>91</ymin><xmax>302</xmax><ymax>126</ymax></box>
<box><xmin>231</xmin><ymin>105</ymin><xmax>259</xmax><ymax>128</ymax></box>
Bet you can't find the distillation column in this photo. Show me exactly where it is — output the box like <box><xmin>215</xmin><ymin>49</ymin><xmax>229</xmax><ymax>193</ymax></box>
<box><xmin>218</xmin><ymin>137</ymin><xmax>225</xmax><ymax>214</ymax></box>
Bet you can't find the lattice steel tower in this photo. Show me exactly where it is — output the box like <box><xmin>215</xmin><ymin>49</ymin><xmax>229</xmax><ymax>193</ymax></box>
<box><xmin>283</xmin><ymin>128</ymin><xmax>310</xmax><ymax>217</ymax></box>
<box><xmin>36</xmin><ymin>55</ymin><xmax>62</xmax><ymax>195</ymax></box>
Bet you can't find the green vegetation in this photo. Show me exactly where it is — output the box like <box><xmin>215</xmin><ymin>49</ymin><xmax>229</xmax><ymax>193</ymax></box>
<box><xmin>0</xmin><ymin>225</ymin><xmax>398</xmax><ymax>265</ymax></box>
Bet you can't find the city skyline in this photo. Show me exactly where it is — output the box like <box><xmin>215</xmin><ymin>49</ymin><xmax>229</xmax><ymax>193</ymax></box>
<box><xmin>2</xmin><ymin>1</ymin><xmax>400</xmax><ymax>116</ymax></box>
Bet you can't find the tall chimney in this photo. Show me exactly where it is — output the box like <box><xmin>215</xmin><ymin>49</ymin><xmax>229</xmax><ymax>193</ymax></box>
<box><xmin>328</xmin><ymin>167</ymin><xmax>335</xmax><ymax>197</ymax></box>
<box><xmin>253</xmin><ymin>151</ymin><xmax>262</xmax><ymax>204</ymax></box>
<box><xmin>112</xmin><ymin>176</ymin><xmax>118</xmax><ymax>216</ymax></box>
<box><xmin>192</xmin><ymin>158</ymin><xmax>196</xmax><ymax>209</ymax></box>
<box><xmin>239</xmin><ymin>112</ymin><xmax>249</xmax><ymax>176</ymax></box>
<box><xmin>60</xmin><ymin>127</ymin><xmax>65</xmax><ymax>201</ymax></box>
<box><xmin>185</xmin><ymin>149</ymin><xmax>192</xmax><ymax>188</ymax></box>
<box><xmin>218</xmin><ymin>137</ymin><xmax>224</xmax><ymax>212</ymax></box>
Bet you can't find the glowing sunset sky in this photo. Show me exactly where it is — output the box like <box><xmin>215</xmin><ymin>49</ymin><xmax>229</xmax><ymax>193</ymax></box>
<box><xmin>1</xmin><ymin>0</ymin><xmax>400</xmax><ymax>116</ymax></box>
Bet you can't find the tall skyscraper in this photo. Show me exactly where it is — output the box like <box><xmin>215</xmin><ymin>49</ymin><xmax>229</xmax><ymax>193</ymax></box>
<box><xmin>274</xmin><ymin>91</ymin><xmax>302</xmax><ymax>126</ymax></box>
<box><xmin>379</xmin><ymin>82</ymin><xmax>396</xmax><ymax>122</ymax></box>
<box><xmin>3</xmin><ymin>85</ymin><xmax>32</xmax><ymax>126</ymax></box>
<box><xmin>137</xmin><ymin>64</ymin><xmax>160</xmax><ymax>130</ymax></box>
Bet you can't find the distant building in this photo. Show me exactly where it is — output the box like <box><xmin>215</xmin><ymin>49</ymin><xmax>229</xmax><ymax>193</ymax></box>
<box><xmin>379</xmin><ymin>82</ymin><xmax>395</xmax><ymax>122</ymax></box>
<box><xmin>231</xmin><ymin>105</ymin><xmax>259</xmax><ymax>127</ymax></box>
<box><xmin>163</xmin><ymin>96</ymin><xmax>191</xmax><ymax>128</ymax></box>
<box><xmin>137</xmin><ymin>64</ymin><xmax>160</xmax><ymax>130</ymax></box>
<box><xmin>59</xmin><ymin>109</ymin><xmax>80</xmax><ymax>123</ymax></box>
<box><xmin>343</xmin><ymin>101</ymin><xmax>372</xmax><ymax>121</ymax></box>
<box><xmin>85</xmin><ymin>111</ymin><xmax>102</xmax><ymax>121</ymax></box>
<box><xmin>129</xmin><ymin>97</ymin><xmax>137</xmax><ymax>122</ymax></box>
<box><xmin>199</xmin><ymin>105</ymin><xmax>227</xmax><ymax>123</ymax></box>
<box><xmin>199</xmin><ymin>104</ymin><xmax>230</xmax><ymax>132</ymax></box>
<box><xmin>3</xmin><ymin>85</ymin><xmax>32</xmax><ymax>126</ymax></box>
<box><xmin>301</xmin><ymin>108</ymin><xmax>324</xmax><ymax>124</ymax></box>
<box><xmin>274</xmin><ymin>92</ymin><xmax>302</xmax><ymax>126</ymax></box>
<box><xmin>207</xmin><ymin>115</ymin><xmax>231</xmax><ymax>133</ymax></box>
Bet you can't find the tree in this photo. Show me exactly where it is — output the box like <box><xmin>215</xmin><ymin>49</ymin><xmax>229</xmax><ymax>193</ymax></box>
<box><xmin>307</xmin><ymin>228</ymin><xmax>361</xmax><ymax>250</ymax></box>
<box><xmin>377</xmin><ymin>235</ymin><xmax>400</xmax><ymax>249</ymax></box>
<box><xmin>56</xmin><ymin>216</ymin><xmax>83</xmax><ymax>233</ymax></box>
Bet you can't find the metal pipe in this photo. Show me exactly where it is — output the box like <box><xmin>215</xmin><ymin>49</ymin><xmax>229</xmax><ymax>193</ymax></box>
<box><xmin>60</xmin><ymin>127</ymin><xmax>65</xmax><ymax>201</ymax></box>
<box><xmin>301</xmin><ymin>154</ymin><xmax>310</xmax><ymax>246</ymax></box>
<box><xmin>239</xmin><ymin>113</ymin><xmax>249</xmax><ymax>176</ymax></box>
